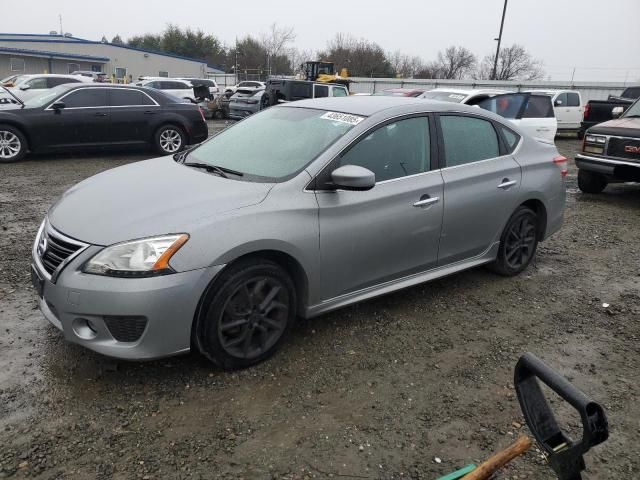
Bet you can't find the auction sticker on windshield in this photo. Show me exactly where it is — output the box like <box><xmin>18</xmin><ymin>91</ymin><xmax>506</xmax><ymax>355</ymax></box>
<box><xmin>320</xmin><ymin>112</ymin><xmax>364</xmax><ymax>126</ymax></box>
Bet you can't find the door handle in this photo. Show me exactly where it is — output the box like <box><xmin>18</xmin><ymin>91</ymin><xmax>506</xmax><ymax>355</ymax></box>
<box><xmin>143</xmin><ymin>110</ymin><xmax>157</xmax><ymax>115</ymax></box>
<box><xmin>498</xmin><ymin>179</ymin><xmax>517</xmax><ymax>189</ymax></box>
<box><xmin>94</xmin><ymin>112</ymin><xmax>107</xmax><ymax>117</ymax></box>
<box><xmin>413</xmin><ymin>196</ymin><xmax>440</xmax><ymax>207</ymax></box>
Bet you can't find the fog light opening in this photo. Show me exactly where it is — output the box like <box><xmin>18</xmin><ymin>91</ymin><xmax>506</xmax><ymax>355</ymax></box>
<box><xmin>72</xmin><ymin>318</ymin><xmax>98</xmax><ymax>340</ymax></box>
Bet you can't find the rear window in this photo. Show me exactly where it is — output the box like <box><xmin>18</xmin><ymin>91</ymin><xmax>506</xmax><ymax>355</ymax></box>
<box><xmin>420</xmin><ymin>91</ymin><xmax>467</xmax><ymax>103</ymax></box>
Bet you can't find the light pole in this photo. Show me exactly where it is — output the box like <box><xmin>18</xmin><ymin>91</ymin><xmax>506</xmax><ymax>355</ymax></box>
<box><xmin>491</xmin><ymin>0</ymin><xmax>508</xmax><ymax>80</ymax></box>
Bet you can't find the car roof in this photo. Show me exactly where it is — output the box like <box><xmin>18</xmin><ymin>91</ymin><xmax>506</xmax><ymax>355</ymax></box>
<box><xmin>285</xmin><ymin>96</ymin><xmax>489</xmax><ymax>116</ymax></box>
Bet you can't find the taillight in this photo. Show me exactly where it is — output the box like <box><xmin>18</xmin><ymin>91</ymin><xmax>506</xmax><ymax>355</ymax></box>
<box><xmin>198</xmin><ymin>107</ymin><xmax>206</xmax><ymax>122</ymax></box>
<box><xmin>583</xmin><ymin>103</ymin><xmax>590</xmax><ymax>120</ymax></box>
<box><xmin>553</xmin><ymin>155</ymin><xmax>568</xmax><ymax>177</ymax></box>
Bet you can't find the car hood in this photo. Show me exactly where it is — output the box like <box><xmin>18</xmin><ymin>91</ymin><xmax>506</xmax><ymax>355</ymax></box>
<box><xmin>48</xmin><ymin>157</ymin><xmax>273</xmax><ymax>246</ymax></box>
<box><xmin>589</xmin><ymin>117</ymin><xmax>640</xmax><ymax>136</ymax></box>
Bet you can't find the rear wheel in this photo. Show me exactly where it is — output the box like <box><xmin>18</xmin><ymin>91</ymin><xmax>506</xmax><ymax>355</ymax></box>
<box><xmin>154</xmin><ymin>125</ymin><xmax>185</xmax><ymax>155</ymax></box>
<box><xmin>578</xmin><ymin>169</ymin><xmax>607</xmax><ymax>194</ymax></box>
<box><xmin>0</xmin><ymin>125</ymin><xmax>27</xmax><ymax>163</ymax></box>
<box><xmin>489</xmin><ymin>206</ymin><xmax>539</xmax><ymax>277</ymax></box>
<box><xmin>196</xmin><ymin>259</ymin><xmax>296</xmax><ymax>370</ymax></box>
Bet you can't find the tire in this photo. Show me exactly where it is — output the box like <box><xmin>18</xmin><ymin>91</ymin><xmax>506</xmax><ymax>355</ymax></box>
<box><xmin>154</xmin><ymin>125</ymin><xmax>186</xmax><ymax>155</ymax></box>
<box><xmin>0</xmin><ymin>124</ymin><xmax>27</xmax><ymax>163</ymax></box>
<box><xmin>489</xmin><ymin>206</ymin><xmax>539</xmax><ymax>277</ymax></box>
<box><xmin>578</xmin><ymin>169</ymin><xmax>607</xmax><ymax>194</ymax></box>
<box><xmin>195</xmin><ymin>259</ymin><xmax>297</xmax><ymax>370</ymax></box>
<box><xmin>213</xmin><ymin>109</ymin><xmax>225</xmax><ymax>120</ymax></box>
<box><xmin>577</xmin><ymin>130</ymin><xmax>585</xmax><ymax>140</ymax></box>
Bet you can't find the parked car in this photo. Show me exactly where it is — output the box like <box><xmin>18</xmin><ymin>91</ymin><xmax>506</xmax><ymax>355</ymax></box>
<box><xmin>1</xmin><ymin>74</ymin><xmax>21</xmax><ymax>86</ymax></box>
<box><xmin>224</xmin><ymin>81</ymin><xmax>266</xmax><ymax>95</ymax></box>
<box><xmin>176</xmin><ymin>78</ymin><xmax>219</xmax><ymax>95</ymax></box>
<box><xmin>373</xmin><ymin>88</ymin><xmax>426</xmax><ymax>97</ymax></box>
<box><xmin>71</xmin><ymin>70</ymin><xmax>108</xmax><ymax>82</ymax></box>
<box><xmin>575</xmin><ymin>98</ymin><xmax>640</xmax><ymax>193</ymax></box>
<box><xmin>476</xmin><ymin>93</ymin><xmax>558</xmax><ymax>142</ymax></box>
<box><xmin>135</xmin><ymin>78</ymin><xmax>196</xmax><ymax>102</ymax></box>
<box><xmin>30</xmin><ymin>96</ymin><xmax>566</xmax><ymax>369</ymax></box>
<box><xmin>228</xmin><ymin>88</ymin><xmax>265</xmax><ymax>120</ymax></box>
<box><xmin>579</xmin><ymin>86</ymin><xmax>640</xmax><ymax>138</ymax></box>
<box><xmin>523</xmin><ymin>90</ymin><xmax>582</xmax><ymax>132</ymax></box>
<box><xmin>7</xmin><ymin>74</ymin><xmax>93</xmax><ymax>101</ymax></box>
<box><xmin>419</xmin><ymin>88</ymin><xmax>509</xmax><ymax>104</ymax></box>
<box><xmin>0</xmin><ymin>83</ymin><xmax>208</xmax><ymax>162</ymax></box>
<box><xmin>262</xmin><ymin>79</ymin><xmax>348</xmax><ymax>108</ymax></box>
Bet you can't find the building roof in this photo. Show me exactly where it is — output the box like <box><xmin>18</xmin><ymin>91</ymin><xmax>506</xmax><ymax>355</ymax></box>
<box><xmin>0</xmin><ymin>33</ymin><xmax>216</xmax><ymax>67</ymax></box>
<box><xmin>0</xmin><ymin>46</ymin><xmax>109</xmax><ymax>62</ymax></box>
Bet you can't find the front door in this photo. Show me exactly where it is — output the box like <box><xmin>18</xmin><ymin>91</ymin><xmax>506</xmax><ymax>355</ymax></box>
<box><xmin>436</xmin><ymin>114</ymin><xmax>523</xmax><ymax>265</ymax></box>
<box><xmin>44</xmin><ymin>88</ymin><xmax>110</xmax><ymax>148</ymax></box>
<box><xmin>315</xmin><ymin>116</ymin><xmax>443</xmax><ymax>301</ymax></box>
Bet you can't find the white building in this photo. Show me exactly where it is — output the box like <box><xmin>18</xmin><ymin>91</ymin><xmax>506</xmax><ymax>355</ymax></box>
<box><xmin>0</xmin><ymin>33</ymin><xmax>224</xmax><ymax>81</ymax></box>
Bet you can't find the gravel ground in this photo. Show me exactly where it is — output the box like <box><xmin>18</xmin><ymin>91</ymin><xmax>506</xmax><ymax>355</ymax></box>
<box><xmin>0</xmin><ymin>123</ymin><xmax>638</xmax><ymax>480</ymax></box>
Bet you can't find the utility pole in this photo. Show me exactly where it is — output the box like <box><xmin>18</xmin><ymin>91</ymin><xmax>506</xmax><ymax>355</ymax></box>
<box><xmin>491</xmin><ymin>0</ymin><xmax>508</xmax><ymax>81</ymax></box>
<box><xmin>234</xmin><ymin>36</ymin><xmax>238</xmax><ymax>85</ymax></box>
<box><xmin>59</xmin><ymin>14</ymin><xmax>63</xmax><ymax>35</ymax></box>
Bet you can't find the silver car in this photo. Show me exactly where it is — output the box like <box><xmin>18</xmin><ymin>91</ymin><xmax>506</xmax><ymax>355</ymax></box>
<box><xmin>31</xmin><ymin>97</ymin><xmax>566</xmax><ymax>369</ymax></box>
<box><xmin>228</xmin><ymin>88</ymin><xmax>265</xmax><ymax>120</ymax></box>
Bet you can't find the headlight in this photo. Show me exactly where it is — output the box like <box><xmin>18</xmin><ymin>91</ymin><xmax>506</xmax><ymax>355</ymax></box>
<box><xmin>83</xmin><ymin>234</ymin><xmax>189</xmax><ymax>277</ymax></box>
<box><xmin>585</xmin><ymin>135</ymin><xmax>606</xmax><ymax>144</ymax></box>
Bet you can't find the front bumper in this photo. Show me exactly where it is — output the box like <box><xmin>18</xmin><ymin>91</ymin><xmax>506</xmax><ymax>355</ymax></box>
<box><xmin>575</xmin><ymin>153</ymin><xmax>640</xmax><ymax>176</ymax></box>
<box><xmin>32</xmin><ymin>241</ymin><xmax>225</xmax><ymax>360</ymax></box>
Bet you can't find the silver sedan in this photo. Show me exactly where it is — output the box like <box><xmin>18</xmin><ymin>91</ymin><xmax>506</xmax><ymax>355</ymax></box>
<box><xmin>31</xmin><ymin>97</ymin><xmax>566</xmax><ymax>369</ymax></box>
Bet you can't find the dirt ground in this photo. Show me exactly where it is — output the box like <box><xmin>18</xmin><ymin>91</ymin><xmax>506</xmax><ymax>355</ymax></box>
<box><xmin>0</xmin><ymin>124</ymin><xmax>638</xmax><ymax>480</ymax></box>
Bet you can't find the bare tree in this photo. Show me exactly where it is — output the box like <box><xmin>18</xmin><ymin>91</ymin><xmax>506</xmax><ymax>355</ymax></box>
<box><xmin>475</xmin><ymin>44</ymin><xmax>544</xmax><ymax>80</ymax></box>
<box><xmin>434</xmin><ymin>46</ymin><xmax>477</xmax><ymax>79</ymax></box>
<box><xmin>287</xmin><ymin>48</ymin><xmax>315</xmax><ymax>76</ymax></box>
<box><xmin>319</xmin><ymin>33</ymin><xmax>393</xmax><ymax>77</ymax></box>
<box><xmin>388</xmin><ymin>50</ymin><xmax>425</xmax><ymax>78</ymax></box>
<box><xmin>260</xmin><ymin>23</ymin><xmax>296</xmax><ymax>74</ymax></box>
<box><xmin>414</xmin><ymin>61</ymin><xmax>443</xmax><ymax>79</ymax></box>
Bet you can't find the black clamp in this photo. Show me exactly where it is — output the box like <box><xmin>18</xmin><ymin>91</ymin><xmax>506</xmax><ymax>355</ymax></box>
<box><xmin>514</xmin><ymin>353</ymin><xmax>608</xmax><ymax>480</ymax></box>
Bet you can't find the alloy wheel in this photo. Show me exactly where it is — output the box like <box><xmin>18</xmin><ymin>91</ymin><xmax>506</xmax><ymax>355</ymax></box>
<box><xmin>504</xmin><ymin>216</ymin><xmax>536</xmax><ymax>269</ymax></box>
<box><xmin>0</xmin><ymin>130</ymin><xmax>21</xmax><ymax>160</ymax></box>
<box><xmin>217</xmin><ymin>276</ymin><xmax>289</xmax><ymax>359</ymax></box>
<box><xmin>159</xmin><ymin>129</ymin><xmax>182</xmax><ymax>153</ymax></box>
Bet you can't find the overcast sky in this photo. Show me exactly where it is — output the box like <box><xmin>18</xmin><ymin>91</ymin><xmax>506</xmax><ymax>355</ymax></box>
<box><xmin>8</xmin><ymin>0</ymin><xmax>640</xmax><ymax>81</ymax></box>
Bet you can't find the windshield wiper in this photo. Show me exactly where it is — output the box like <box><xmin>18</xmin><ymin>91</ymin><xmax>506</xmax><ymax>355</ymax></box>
<box><xmin>182</xmin><ymin>162</ymin><xmax>244</xmax><ymax>178</ymax></box>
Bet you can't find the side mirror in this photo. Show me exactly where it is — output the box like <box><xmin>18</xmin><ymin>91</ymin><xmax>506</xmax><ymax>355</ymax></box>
<box><xmin>51</xmin><ymin>101</ymin><xmax>66</xmax><ymax>111</ymax></box>
<box><xmin>330</xmin><ymin>165</ymin><xmax>375</xmax><ymax>191</ymax></box>
<box><xmin>611</xmin><ymin>106</ymin><xmax>623</xmax><ymax>119</ymax></box>
<box><xmin>554</xmin><ymin>99</ymin><xmax>563</xmax><ymax>106</ymax></box>
<box><xmin>19</xmin><ymin>85</ymin><xmax>31</xmax><ymax>91</ymax></box>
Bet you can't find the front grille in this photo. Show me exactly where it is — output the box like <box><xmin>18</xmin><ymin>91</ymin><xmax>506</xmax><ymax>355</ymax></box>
<box><xmin>37</xmin><ymin>226</ymin><xmax>85</xmax><ymax>275</ymax></box>
<box><xmin>607</xmin><ymin>137</ymin><xmax>640</xmax><ymax>161</ymax></box>
<box><xmin>104</xmin><ymin>316</ymin><xmax>148</xmax><ymax>342</ymax></box>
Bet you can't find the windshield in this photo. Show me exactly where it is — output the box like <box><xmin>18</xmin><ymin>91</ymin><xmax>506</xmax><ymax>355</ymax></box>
<box><xmin>188</xmin><ymin>107</ymin><xmax>361</xmax><ymax>181</ymax></box>
<box><xmin>22</xmin><ymin>85</ymin><xmax>70</xmax><ymax>108</ymax></box>
<box><xmin>623</xmin><ymin>99</ymin><xmax>640</xmax><ymax>117</ymax></box>
<box><xmin>420</xmin><ymin>91</ymin><xmax>467</xmax><ymax>103</ymax></box>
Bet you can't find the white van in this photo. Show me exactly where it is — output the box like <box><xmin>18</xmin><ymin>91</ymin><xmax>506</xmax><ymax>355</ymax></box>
<box><xmin>523</xmin><ymin>90</ymin><xmax>582</xmax><ymax>132</ymax></box>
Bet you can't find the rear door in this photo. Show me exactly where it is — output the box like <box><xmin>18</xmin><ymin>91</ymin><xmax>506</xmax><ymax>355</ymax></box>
<box><xmin>108</xmin><ymin>88</ymin><xmax>157</xmax><ymax>144</ymax></box>
<box><xmin>436</xmin><ymin>114</ymin><xmax>522</xmax><ymax>265</ymax></box>
<box><xmin>478</xmin><ymin>93</ymin><xmax>557</xmax><ymax>141</ymax></box>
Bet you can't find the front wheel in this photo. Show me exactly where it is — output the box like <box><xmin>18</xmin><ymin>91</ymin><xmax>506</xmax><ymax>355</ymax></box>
<box><xmin>196</xmin><ymin>259</ymin><xmax>296</xmax><ymax>370</ymax></box>
<box><xmin>154</xmin><ymin>125</ymin><xmax>185</xmax><ymax>155</ymax></box>
<box><xmin>577</xmin><ymin>169</ymin><xmax>607</xmax><ymax>194</ymax></box>
<box><xmin>489</xmin><ymin>206</ymin><xmax>539</xmax><ymax>277</ymax></box>
<box><xmin>0</xmin><ymin>125</ymin><xmax>27</xmax><ymax>163</ymax></box>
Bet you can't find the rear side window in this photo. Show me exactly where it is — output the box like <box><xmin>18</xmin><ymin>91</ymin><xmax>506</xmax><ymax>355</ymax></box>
<box><xmin>110</xmin><ymin>89</ymin><xmax>152</xmax><ymax>106</ymax></box>
<box><xmin>62</xmin><ymin>89</ymin><xmax>108</xmax><ymax>108</ymax></box>
<box><xmin>48</xmin><ymin>77</ymin><xmax>80</xmax><ymax>87</ymax></box>
<box><xmin>566</xmin><ymin>92</ymin><xmax>580</xmax><ymax>107</ymax></box>
<box><xmin>498</xmin><ymin>125</ymin><xmax>521</xmax><ymax>153</ymax></box>
<box><xmin>523</xmin><ymin>96</ymin><xmax>554</xmax><ymax>118</ymax></box>
<box><xmin>440</xmin><ymin>115</ymin><xmax>500</xmax><ymax>167</ymax></box>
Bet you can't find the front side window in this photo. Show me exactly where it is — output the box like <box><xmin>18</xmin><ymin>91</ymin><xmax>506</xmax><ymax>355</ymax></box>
<box><xmin>566</xmin><ymin>92</ymin><xmax>580</xmax><ymax>107</ymax></box>
<box><xmin>440</xmin><ymin>115</ymin><xmax>499</xmax><ymax>167</ymax></box>
<box><xmin>61</xmin><ymin>89</ymin><xmax>108</xmax><ymax>108</ymax></box>
<box><xmin>337</xmin><ymin>117</ymin><xmax>430</xmax><ymax>182</ymax></box>
<box><xmin>314</xmin><ymin>85</ymin><xmax>329</xmax><ymax>98</ymax></box>
<box><xmin>10</xmin><ymin>58</ymin><xmax>25</xmax><ymax>72</ymax></box>
<box><xmin>26</xmin><ymin>78</ymin><xmax>48</xmax><ymax>89</ymax></box>
<box><xmin>188</xmin><ymin>107</ymin><xmax>358</xmax><ymax>181</ymax></box>
<box><xmin>332</xmin><ymin>87</ymin><xmax>347</xmax><ymax>97</ymax></box>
